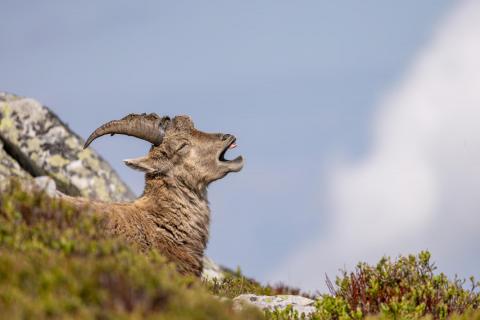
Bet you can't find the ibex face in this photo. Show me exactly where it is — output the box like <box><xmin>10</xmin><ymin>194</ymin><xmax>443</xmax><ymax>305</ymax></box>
<box><xmin>84</xmin><ymin>114</ymin><xmax>244</xmax><ymax>191</ymax></box>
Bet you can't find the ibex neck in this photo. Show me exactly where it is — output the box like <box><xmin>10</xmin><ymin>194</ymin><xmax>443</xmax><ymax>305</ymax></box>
<box><xmin>138</xmin><ymin>175</ymin><xmax>211</xmax><ymax>252</ymax></box>
<box><xmin>142</xmin><ymin>175</ymin><xmax>209</xmax><ymax>203</ymax></box>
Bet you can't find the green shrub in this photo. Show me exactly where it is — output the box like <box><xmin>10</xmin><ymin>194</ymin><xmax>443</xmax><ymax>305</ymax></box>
<box><xmin>314</xmin><ymin>252</ymin><xmax>480</xmax><ymax>320</ymax></box>
<box><xmin>0</xmin><ymin>182</ymin><xmax>263</xmax><ymax>319</ymax></box>
<box><xmin>1</xmin><ymin>182</ymin><xmax>479</xmax><ymax>320</ymax></box>
<box><xmin>261</xmin><ymin>253</ymin><xmax>479</xmax><ymax>320</ymax></box>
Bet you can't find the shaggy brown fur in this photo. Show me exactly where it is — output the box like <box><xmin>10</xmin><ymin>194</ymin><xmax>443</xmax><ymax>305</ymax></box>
<box><xmin>63</xmin><ymin>115</ymin><xmax>244</xmax><ymax>276</ymax></box>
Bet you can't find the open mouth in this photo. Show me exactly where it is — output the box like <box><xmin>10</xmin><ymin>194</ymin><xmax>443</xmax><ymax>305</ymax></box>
<box><xmin>219</xmin><ymin>138</ymin><xmax>238</xmax><ymax>162</ymax></box>
<box><xmin>219</xmin><ymin>137</ymin><xmax>244</xmax><ymax>168</ymax></box>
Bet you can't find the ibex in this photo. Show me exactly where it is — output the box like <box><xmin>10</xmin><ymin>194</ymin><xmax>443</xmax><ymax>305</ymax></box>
<box><xmin>63</xmin><ymin>113</ymin><xmax>244</xmax><ymax>276</ymax></box>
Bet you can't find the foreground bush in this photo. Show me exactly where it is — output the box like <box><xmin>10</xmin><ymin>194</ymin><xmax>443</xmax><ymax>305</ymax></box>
<box><xmin>262</xmin><ymin>252</ymin><xmax>479</xmax><ymax>320</ymax></box>
<box><xmin>0</xmin><ymin>183</ymin><xmax>262</xmax><ymax>319</ymax></box>
<box><xmin>1</xmin><ymin>183</ymin><xmax>479</xmax><ymax>319</ymax></box>
<box><xmin>313</xmin><ymin>252</ymin><xmax>480</xmax><ymax>320</ymax></box>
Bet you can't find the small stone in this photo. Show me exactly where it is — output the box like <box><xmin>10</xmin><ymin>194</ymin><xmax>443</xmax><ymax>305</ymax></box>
<box><xmin>233</xmin><ymin>294</ymin><xmax>317</xmax><ymax>317</ymax></box>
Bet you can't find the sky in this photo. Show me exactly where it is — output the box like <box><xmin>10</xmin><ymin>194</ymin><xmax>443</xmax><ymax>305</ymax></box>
<box><xmin>272</xmin><ymin>0</ymin><xmax>480</xmax><ymax>290</ymax></box>
<box><xmin>3</xmin><ymin>0</ymin><xmax>479</xmax><ymax>292</ymax></box>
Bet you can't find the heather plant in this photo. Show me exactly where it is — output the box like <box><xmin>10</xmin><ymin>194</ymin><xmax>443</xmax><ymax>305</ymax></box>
<box><xmin>262</xmin><ymin>252</ymin><xmax>480</xmax><ymax>320</ymax></box>
<box><xmin>314</xmin><ymin>251</ymin><xmax>480</xmax><ymax>320</ymax></box>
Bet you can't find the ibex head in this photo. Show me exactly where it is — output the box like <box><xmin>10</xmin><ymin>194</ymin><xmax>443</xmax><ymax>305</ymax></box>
<box><xmin>84</xmin><ymin>113</ymin><xmax>244</xmax><ymax>190</ymax></box>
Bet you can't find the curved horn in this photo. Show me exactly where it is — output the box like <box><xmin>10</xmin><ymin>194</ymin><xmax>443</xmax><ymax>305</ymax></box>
<box><xmin>84</xmin><ymin>113</ymin><xmax>167</xmax><ymax>149</ymax></box>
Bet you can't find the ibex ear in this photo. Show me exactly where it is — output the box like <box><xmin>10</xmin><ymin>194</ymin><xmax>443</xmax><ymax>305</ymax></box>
<box><xmin>124</xmin><ymin>156</ymin><xmax>157</xmax><ymax>173</ymax></box>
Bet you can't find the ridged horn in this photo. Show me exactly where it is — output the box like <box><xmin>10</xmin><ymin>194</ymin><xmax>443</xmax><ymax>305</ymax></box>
<box><xmin>84</xmin><ymin>113</ymin><xmax>167</xmax><ymax>149</ymax></box>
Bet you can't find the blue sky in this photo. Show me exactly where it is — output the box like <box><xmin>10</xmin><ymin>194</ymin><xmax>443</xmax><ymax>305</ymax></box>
<box><xmin>5</xmin><ymin>1</ymin><xmax>479</xmax><ymax>292</ymax></box>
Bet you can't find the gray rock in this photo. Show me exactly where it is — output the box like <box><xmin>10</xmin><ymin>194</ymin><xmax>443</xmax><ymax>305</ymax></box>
<box><xmin>0</xmin><ymin>92</ymin><xmax>135</xmax><ymax>202</ymax></box>
<box><xmin>233</xmin><ymin>294</ymin><xmax>316</xmax><ymax>317</ymax></box>
<box><xmin>33</xmin><ymin>176</ymin><xmax>58</xmax><ymax>197</ymax></box>
<box><xmin>0</xmin><ymin>139</ymin><xmax>31</xmax><ymax>181</ymax></box>
<box><xmin>0</xmin><ymin>141</ymin><xmax>58</xmax><ymax>197</ymax></box>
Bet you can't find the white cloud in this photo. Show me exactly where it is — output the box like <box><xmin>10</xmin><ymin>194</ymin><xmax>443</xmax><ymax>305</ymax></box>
<box><xmin>271</xmin><ymin>0</ymin><xmax>480</xmax><ymax>292</ymax></box>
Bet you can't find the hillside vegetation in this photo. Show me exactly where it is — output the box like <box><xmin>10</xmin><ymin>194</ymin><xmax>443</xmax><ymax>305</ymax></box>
<box><xmin>0</xmin><ymin>182</ymin><xmax>479</xmax><ymax>319</ymax></box>
<box><xmin>0</xmin><ymin>182</ymin><xmax>262</xmax><ymax>319</ymax></box>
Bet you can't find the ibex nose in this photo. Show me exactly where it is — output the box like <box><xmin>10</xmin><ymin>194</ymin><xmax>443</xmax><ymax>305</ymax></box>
<box><xmin>221</xmin><ymin>134</ymin><xmax>234</xmax><ymax>141</ymax></box>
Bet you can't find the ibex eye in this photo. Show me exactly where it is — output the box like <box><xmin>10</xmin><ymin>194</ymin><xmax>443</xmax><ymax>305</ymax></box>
<box><xmin>177</xmin><ymin>143</ymin><xmax>189</xmax><ymax>152</ymax></box>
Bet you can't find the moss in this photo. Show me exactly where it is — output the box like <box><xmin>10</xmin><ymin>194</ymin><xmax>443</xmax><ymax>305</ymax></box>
<box><xmin>0</xmin><ymin>181</ymin><xmax>263</xmax><ymax>319</ymax></box>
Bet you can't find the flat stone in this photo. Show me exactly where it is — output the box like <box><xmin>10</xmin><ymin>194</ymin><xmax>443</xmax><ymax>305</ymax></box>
<box><xmin>233</xmin><ymin>294</ymin><xmax>316</xmax><ymax>317</ymax></box>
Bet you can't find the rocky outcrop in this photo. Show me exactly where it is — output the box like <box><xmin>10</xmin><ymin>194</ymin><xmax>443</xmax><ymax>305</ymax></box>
<box><xmin>0</xmin><ymin>92</ymin><xmax>134</xmax><ymax>201</ymax></box>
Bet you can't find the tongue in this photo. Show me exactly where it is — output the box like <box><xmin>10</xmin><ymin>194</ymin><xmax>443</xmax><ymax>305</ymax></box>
<box><xmin>229</xmin><ymin>143</ymin><xmax>237</xmax><ymax>149</ymax></box>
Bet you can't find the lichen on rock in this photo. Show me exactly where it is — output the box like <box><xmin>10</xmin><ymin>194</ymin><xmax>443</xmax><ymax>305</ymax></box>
<box><xmin>0</xmin><ymin>139</ymin><xmax>31</xmax><ymax>185</ymax></box>
<box><xmin>0</xmin><ymin>92</ymin><xmax>135</xmax><ymax>202</ymax></box>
